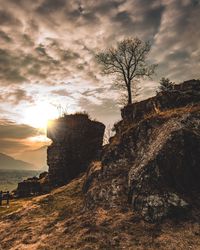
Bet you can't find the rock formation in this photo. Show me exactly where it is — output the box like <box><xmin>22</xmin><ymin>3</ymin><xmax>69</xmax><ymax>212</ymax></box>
<box><xmin>16</xmin><ymin>172</ymin><xmax>49</xmax><ymax>197</ymax></box>
<box><xmin>84</xmin><ymin>80</ymin><xmax>200</xmax><ymax>222</ymax></box>
<box><xmin>47</xmin><ymin>113</ymin><xmax>105</xmax><ymax>187</ymax></box>
<box><xmin>120</xmin><ymin>79</ymin><xmax>200</xmax><ymax>124</ymax></box>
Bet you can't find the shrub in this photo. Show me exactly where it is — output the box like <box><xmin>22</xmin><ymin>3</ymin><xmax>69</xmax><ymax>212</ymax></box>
<box><xmin>159</xmin><ymin>77</ymin><xmax>174</xmax><ymax>92</ymax></box>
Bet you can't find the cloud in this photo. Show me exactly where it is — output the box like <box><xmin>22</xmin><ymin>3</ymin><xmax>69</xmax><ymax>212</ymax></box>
<box><xmin>0</xmin><ymin>0</ymin><xmax>199</xmax><ymax>133</ymax></box>
<box><xmin>36</xmin><ymin>0</ymin><xmax>67</xmax><ymax>14</ymax></box>
<box><xmin>78</xmin><ymin>95</ymin><xmax>121</xmax><ymax>125</ymax></box>
<box><xmin>0</xmin><ymin>139</ymin><xmax>29</xmax><ymax>155</ymax></box>
<box><xmin>0</xmin><ymin>120</ymin><xmax>41</xmax><ymax>139</ymax></box>
<box><xmin>0</xmin><ymin>49</ymin><xmax>26</xmax><ymax>84</ymax></box>
<box><xmin>0</xmin><ymin>119</ymin><xmax>44</xmax><ymax>155</ymax></box>
<box><xmin>0</xmin><ymin>30</ymin><xmax>12</xmax><ymax>42</ymax></box>
<box><xmin>0</xmin><ymin>88</ymin><xmax>34</xmax><ymax>105</ymax></box>
<box><xmin>0</xmin><ymin>45</ymin><xmax>63</xmax><ymax>85</ymax></box>
<box><xmin>0</xmin><ymin>9</ymin><xmax>21</xmax><ymax>26</ymax></box>
<box><xmin>51</xmin><ymin>89</ymin><xmax>71</xmax><ymax>97</ymax></box>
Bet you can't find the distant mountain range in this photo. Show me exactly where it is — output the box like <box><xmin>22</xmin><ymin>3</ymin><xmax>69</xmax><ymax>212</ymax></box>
<box><xmin>0</xmin><ymin>152</ymin><xmax>36</xmax><ymax>170</ymax></box>
<box><xmin>15</xmin><ymin>146</ymin><xmax>48</xmax><ymax>171</ymax></box>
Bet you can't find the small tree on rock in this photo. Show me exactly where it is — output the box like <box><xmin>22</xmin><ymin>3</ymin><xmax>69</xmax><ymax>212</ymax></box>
<box><xmin>159</xmin><ymin>77</ymin><xmax>174</xmax><ymax>92</ymax></box>
<box><xmin>96</xmin><ymin>37</ymin><xmax>157</xmax><ymax>105</ymax></box>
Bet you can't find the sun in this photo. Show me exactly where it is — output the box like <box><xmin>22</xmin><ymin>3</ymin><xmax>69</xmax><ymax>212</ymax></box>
<box><xmin>23</xmin><ymin>102</ymin><xmax>59</xmax><ymax>129</ymax></box>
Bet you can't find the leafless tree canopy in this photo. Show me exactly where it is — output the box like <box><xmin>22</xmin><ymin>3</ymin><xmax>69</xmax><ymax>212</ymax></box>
<box><xmin>96</xmin><ymin>37</ymin><xmax>157</xmax><ymax>104</ymax></box>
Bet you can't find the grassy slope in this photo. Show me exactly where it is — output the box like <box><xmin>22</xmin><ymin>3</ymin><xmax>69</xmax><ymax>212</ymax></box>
<box><xmin>0</xmin><ymin>175</ymin><xmax>199</xmax><ymax>250</ymax></box>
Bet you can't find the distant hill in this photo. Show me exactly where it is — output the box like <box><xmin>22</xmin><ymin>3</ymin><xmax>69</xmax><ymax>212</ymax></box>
<box><xmin>0</xmin><ymin>153</ymin><xmax>36</xmax><ymax>170</ymax></box>
<box><xmin>15</xmin><ymin>146</ymin><xmax>48</xmax><ymax>171</ymax></box>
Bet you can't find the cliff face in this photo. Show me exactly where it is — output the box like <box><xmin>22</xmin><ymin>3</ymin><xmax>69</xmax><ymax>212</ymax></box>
<box><xmin>84</xmin><ymin>80</ymin><xmax>200</xmax><ymax>222</ymax></box>
<box><xmin>47</xmin><ymin>114</ymin><xmax>105</xmax><ymax>186</ymax></box>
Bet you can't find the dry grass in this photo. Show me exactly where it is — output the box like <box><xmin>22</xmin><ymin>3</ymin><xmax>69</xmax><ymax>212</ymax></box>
<box><xmin>144</xmin><ymin>104</ymin><xmax>200</xmax><ymax>120</ymax></box>
<box><xmin>0</xmin><ymin>199</ymin><xmax>32</xmax><ymax>219</ymax></box>
<box><xmin>110</xmin><ymin>104</ymin><xmax>200</xmax><ymax>147</ymax></box>
<box><xmin>0</xmin><ymin>175</ymin><xmax>199</xmax><ymax>250</ymax></box>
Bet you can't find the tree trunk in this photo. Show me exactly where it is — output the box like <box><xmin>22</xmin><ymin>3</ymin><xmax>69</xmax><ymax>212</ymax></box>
<box><xmin>127</xmin><ymin>84</ymin><xmax>132</xmax><ymax>104</ymax></box>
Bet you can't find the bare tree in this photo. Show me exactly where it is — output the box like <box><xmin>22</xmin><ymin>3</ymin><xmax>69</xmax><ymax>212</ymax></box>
<box><xmin>96</xmin><ymin>37</ymin><xmax>157</xmax><ymax>104</ymax></box>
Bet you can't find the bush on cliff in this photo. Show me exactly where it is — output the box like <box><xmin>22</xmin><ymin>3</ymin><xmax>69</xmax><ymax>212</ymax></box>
<box><xmin>159</xmin><ymin>77</ymin><xmax>174</xmax><ymax>92</ymax></box>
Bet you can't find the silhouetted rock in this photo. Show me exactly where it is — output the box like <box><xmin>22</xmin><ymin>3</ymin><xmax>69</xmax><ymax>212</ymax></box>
<box><xmin>47</xmin><ymin>113</ymin><xmax>105</xmax><ymax>187</ymax></box>
<box><xmin>16</xmin><ymin>172</ymin><xmax>49</xmax><ymax>197</ymax></box>
<box><xmin>84</xmin><ymin>80</ymin><xmax>200</xmax><ymax>222</ymax></box>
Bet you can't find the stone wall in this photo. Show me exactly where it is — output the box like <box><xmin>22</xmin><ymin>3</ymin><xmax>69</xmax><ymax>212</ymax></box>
<box><xmin>47</xmin><ymin>114</ymin><xmax>105</xmax><ymax>186</ymax></box>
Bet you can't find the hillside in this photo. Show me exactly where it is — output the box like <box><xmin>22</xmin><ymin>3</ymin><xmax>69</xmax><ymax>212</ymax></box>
<box><xmin>0</xmin><ymin>170</ymin><xmax>41</xmax><ymax>191</ymax></box>
<box><xmin>0</xmin><ymin>153</ymin><xmax>35</xmax><ymax>170</ymax></box>
<box><xmin>15</xmin><ymin>146</ymin><xmax>48</xmax><ymax>171</ymax></box>
<box><xmin>0</xmin><ymin>175</ymin><xmax>199</xmax><ymax>250</ymax></box>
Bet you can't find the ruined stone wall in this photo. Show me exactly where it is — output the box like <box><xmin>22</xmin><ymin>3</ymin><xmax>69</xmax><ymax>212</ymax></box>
<box><xmin>47</xmin><ymin>114</ymin><xmax>105</xmax><ymax>186</ymax></box>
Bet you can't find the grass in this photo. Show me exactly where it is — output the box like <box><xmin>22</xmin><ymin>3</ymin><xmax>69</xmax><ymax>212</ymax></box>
<box><xmin>0</xmin><ymin>200</ymin><xmax>20</xmax><ymax>218</ymax></box>
<box><xmin>0</xmin><ymin>174</ymin><xmax>199</xmax><ymax>249</ymax></box>
<box><xmin>59</xmin><ymin>111</ymin><xmax>90</xmax><ymax>120</ymax></box>
<box><xmin>110</xmin><ymin>104</ymin><xmax>200</xmax><ymax>147</ymax></box>
<box><xmin>144</xmin><ymin>104</ymin><xmax>200</xmax><ymax>120</ymax></box>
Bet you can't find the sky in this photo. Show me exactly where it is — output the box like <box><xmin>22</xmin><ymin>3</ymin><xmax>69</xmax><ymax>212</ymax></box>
<box><xmin>0</xmin><ymin>0</ymin><xmax>199</xmax><ymax>165</ymax></box>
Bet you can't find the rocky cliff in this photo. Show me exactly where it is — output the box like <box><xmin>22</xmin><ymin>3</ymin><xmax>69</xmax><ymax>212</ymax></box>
<box><xmin>47</xmin><ymin>113</ymin><xmax>105</xmax><ymax>186</ymax></box>
<box><xmin>84</xmin><ymin>80</ymin><xmax>200</xmax><ymax>222</ymax></box>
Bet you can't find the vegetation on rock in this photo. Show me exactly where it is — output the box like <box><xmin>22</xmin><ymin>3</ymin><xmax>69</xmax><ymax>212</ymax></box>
<box><xmin>159</xmin><ymin>77</ymin><xmax>174</xmax><ymax>92</ymax></box>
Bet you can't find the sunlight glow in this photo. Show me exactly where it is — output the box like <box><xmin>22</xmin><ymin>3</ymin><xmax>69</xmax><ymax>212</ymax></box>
<box><xmin>28</xmin><ymin>135</ymin><xmax>51</xmax><ymax>143</ymax></box>
<box><xmin>23</xmin><ymin>102</ymin><xmax>59</xmax><ymax>129</ymax></box>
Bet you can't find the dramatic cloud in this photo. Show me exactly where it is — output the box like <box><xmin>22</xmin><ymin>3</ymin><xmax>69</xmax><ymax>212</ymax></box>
<box><xmin>0</xmin><ymin>119</ymin><xmax>45</xmax><ymax>155</ymax></box>
<box><xmin>0</xmin><ymin>9</ymin><xmax>21</xmax><ymax>26</ymax></box>
<box><xmin>0</xmin><ymin>120</ymin><xmax>40</xmax><ymax>139</ymax></box>
<box><xmin>0</xmin><ymin>88</ymin><xmax>34</xmax><ymax>105</ymax></box>
<box><xmin>0</xmin><ymin>0</ymin><xmax>199</xmax><ymax>156</ymax></box>
<box><xmin>78</xmin><ymin>97</ymin><xmax>120</xmax><ymax>125</ymax></box>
